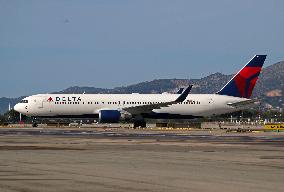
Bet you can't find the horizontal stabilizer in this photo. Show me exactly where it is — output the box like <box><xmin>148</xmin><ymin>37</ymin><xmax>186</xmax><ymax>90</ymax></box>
<box><xmin>227</xmin><ymin>99</ymin><xmax>259</xmax><ymax>108</ymax></box>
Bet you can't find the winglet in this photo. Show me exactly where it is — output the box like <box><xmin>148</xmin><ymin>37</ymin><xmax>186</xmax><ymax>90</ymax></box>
<box><xmin>176</xmin><ymin>88</ymin><xmax>184</xmax><ymax>94</ymax></box>
<box><xmin>175</xmin><ymin>85</ymin><xmax>192</xmax><ymax>103</ymax></box>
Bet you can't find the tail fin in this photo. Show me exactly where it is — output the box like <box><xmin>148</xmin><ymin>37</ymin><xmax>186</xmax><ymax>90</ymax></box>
<box><xmin>217</xmin><ymin>55</ymin><xmax>266</xmax><ymax>98</ymax></box>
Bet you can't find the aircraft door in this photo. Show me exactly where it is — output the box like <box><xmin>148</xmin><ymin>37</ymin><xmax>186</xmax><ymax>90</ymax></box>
<box><xmin>117</xmin><ymin>101</ymin><xmax>122</xmax><ymax>111</ymax></box>
<box><xmin>34</xmin><ymin>97</ymin><xmax>44</xmax><ymax>109</ymax></box>
<box><xmin>42</xmin><ymin>99</ymin><xmax>52</xmax><ymax>113</ymax></box>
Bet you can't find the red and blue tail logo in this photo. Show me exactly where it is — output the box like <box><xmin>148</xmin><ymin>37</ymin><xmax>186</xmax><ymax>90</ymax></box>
<box><xmin>217</xmin><ymin>55</ymin><xmax>266</xmax><ymax>98</ymax></box>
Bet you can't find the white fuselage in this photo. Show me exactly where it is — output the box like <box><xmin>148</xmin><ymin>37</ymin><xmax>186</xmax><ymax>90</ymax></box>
<box><xmin>14</xmin><ymin>93</ymin><xmax>250</xmax><ymax>118</ymax></box>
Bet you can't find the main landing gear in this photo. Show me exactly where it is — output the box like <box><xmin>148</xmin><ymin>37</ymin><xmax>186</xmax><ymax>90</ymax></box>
<box><xmin>133</xmin><ymin>116</ymin><xmax>146</xmax><ymax>128</ymax></box>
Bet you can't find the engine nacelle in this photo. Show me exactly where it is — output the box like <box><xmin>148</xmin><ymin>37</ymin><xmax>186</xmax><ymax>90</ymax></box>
<box><xmin>99</xmin><ymin>110</ymin><xmax>121</xmax><ymax>123</ymax></box>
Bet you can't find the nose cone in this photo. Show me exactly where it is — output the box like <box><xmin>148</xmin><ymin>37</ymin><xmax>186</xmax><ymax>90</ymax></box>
<box><xmin>14</xmin><ymin>104</ymin><xmax>24</xmax><ymax>113</ymax></box>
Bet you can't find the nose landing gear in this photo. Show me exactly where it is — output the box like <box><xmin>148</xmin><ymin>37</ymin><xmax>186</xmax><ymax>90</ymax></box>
<box><xmin>32</xmin><ymin>117</ymin><xmax>38</xmax><ymax>127</ymax></box>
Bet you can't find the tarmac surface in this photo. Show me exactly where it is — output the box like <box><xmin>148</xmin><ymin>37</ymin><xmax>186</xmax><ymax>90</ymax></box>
<box><xmin>0</xmin><ymin>127</ymin><xmax>284</xmax><ymax>192</ymax></box>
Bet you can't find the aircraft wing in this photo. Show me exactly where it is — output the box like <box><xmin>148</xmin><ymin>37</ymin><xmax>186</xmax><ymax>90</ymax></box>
<box><xmin>122</xmin><ymin>85</ymin><xmax>192</xmax><ymax>115</ymax></box>
<box><xmin>227</xmin><ymin>98</ymin><xmax>259</xmax><ymax>108</ymax></box>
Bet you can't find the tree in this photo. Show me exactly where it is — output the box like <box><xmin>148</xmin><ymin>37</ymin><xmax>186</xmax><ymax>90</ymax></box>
<box><xmin>0</xmin><ymin>114</ymin><xmax>6</xmax><ymax>125</ymax></box>
<box><xmin>3</xmin><ymin>109</ymin><xmax>31</xmax><ymax>123</ymax></box>
<box><xmin>3</xmin><ymin>109</ymin><xmax>20</xmax><ymax>123</ymax></box>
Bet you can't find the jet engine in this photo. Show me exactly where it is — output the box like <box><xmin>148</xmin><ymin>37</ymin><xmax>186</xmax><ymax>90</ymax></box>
<box><xmin>99</xmin><ymin>110</ymin><xmax>121</xmax><ymax>123</ymax></box>
<box><xmin>99</xmin><ymin>110</ymin><xmax>132</xmax><ymax>123</ymax></box>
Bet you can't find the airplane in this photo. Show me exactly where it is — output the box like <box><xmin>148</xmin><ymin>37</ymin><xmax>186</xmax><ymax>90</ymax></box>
<box><xmin>14</xmin><ymin>55</ymin><xmax>266</xmax><ymax>127</ymax></box>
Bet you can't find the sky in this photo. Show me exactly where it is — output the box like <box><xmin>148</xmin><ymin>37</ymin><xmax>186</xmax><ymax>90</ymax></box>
<box><xmin>0</xmin><ymin>0</ymin><xmax>284</xmax><ymax>97</ymax></box>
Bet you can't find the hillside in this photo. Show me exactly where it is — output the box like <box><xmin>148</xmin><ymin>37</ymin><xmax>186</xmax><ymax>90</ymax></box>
<box><xmin>253</xmin><ymin>61</ymin><xmax>284</xmax><ymax>107</ymax></box>
<box><xmin>56</xmin><ymin>61</ymin><xmax>283</xmax><ymax>108</ymax></box>
<box><xmin>55</xmin><ymin>76</ymin><xmax>232</xmax><ymax>95</ymax></box>
<box><xmin>1</xmin><ymin>61</ymin><xmax>283</xmax><ymax>114</ymax></box>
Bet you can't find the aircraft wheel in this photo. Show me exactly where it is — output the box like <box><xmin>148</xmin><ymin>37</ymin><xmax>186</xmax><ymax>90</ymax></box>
<box><xmin>32</xmin><ymin>117</ymin><xmax>38</xmax><ymax>127</ymax></box>
<box><xmin>133</xmin><ymin>117</ymin><xmax>146</xmax><ymax>128</ymax></box>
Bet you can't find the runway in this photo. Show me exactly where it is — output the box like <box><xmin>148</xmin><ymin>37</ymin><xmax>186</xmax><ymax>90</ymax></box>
<box><xmin>0</xmin><ymin>127</ymin><xmax>284</xmax><ymax>144</ymax></box>
<box><xmin>0</xmin><ymin>127</ymin><xmax>283</xmax><ymax>192</ymax></box>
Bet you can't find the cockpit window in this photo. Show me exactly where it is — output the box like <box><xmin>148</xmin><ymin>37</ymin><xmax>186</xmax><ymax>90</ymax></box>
<box><xmin>20</xmin><ymin>100</ymin><xmax>28</xmax><ymax>103</ymax></box>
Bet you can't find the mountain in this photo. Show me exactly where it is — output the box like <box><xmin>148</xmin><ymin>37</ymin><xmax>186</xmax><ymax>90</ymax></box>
<box><xmin>1</xmin><ymin>61</ymin><xmax>283</xmax><ymax>114</ymax></box>
<box><xmin>50</xmin><ymin>61</ymin><xmax>284</xmax><ymax>109</ymax></box>
<box><xmin>253</xmin><ymin>61</ymin><xmax>284</xmax><ymax>107</ymax></box>
<box><xmin>54</xmin><ymin>74</ymin><xmax>232</xmax><ymax>95</ymax></box>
